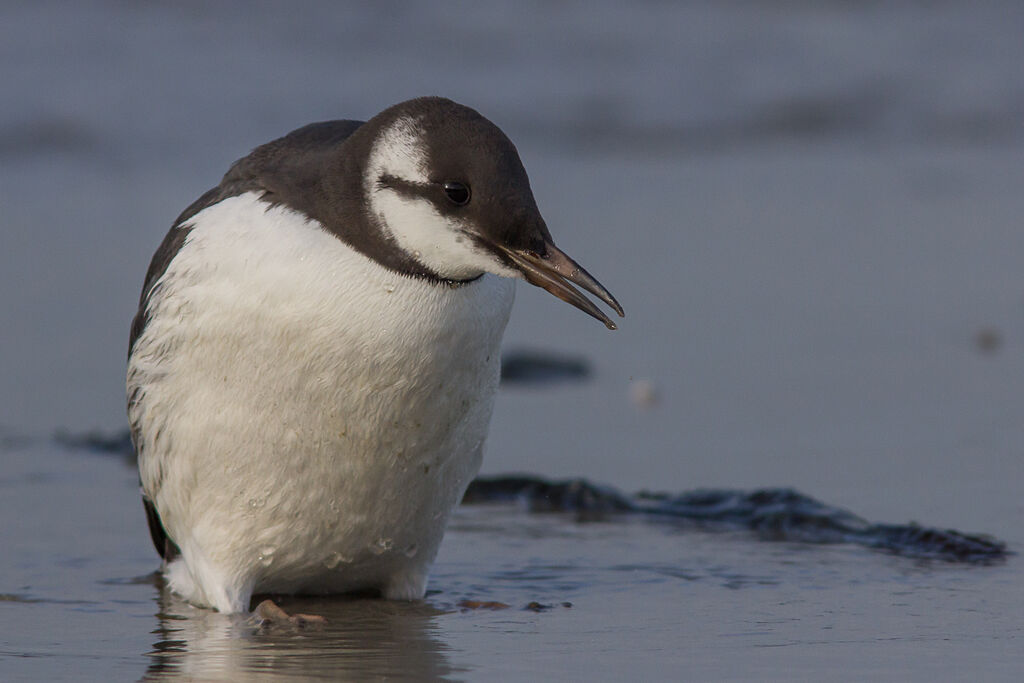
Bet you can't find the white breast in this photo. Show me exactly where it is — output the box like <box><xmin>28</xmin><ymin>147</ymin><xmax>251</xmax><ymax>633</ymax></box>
<box><xmin>127</xmin><ymin>192</ymin><xmax>515</xmax><ymax>612</ymax></box>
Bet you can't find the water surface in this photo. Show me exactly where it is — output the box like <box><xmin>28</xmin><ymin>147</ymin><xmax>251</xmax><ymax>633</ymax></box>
<box><xmin>2</xmin><ymin>1</ymin><xmax>1023</xmax><ymax>680</ymax></box>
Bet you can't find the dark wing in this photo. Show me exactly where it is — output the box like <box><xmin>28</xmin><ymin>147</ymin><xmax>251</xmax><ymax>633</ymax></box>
<box><xmin>142</xmin><ymin>495</ymin><xmax>180</xmax><ymax>561</ymax></box>
<box><xmin>128</xmin><ymin>118</ymin><xmax>367</xmax><ymax>356</ymax></box>
<box><xmin>129</xmin><ymin>119</ymin><xmax>367</xmax><ymax>561</ymax></box>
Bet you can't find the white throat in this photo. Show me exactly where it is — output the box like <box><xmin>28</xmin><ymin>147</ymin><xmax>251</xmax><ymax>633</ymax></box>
<box><xmin>363</xmin><ymin>117</ymin><xmax>519</xmax><ymax>281</ymax></box>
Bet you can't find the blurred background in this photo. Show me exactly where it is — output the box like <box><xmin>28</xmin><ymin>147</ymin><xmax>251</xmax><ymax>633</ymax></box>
<box><xmin>3</xmin><ymin>2</ymin><xmax>1024</xmax><ymax>678</ymax></box>
<box><xmin>2</xmin><ymin>0</ymin><xmax>1022</xmax><ymax>530</ymax></box>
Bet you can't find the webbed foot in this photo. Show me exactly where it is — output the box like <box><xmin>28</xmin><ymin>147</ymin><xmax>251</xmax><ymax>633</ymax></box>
<box><xmin>253</xmin><ymin>599</ymin><xmax>327</xmax><ymax>628</ymax></box>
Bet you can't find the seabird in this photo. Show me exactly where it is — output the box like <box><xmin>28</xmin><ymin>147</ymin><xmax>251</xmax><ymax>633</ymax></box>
<box><xmin>127</xmin><ymin>96</ymin><xmax>623</xmax><ymax>615</ymax></box>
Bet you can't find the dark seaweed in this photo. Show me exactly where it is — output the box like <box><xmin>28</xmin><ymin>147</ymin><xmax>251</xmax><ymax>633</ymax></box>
<box><xmin>53</xmin><ymin>429</ymin><xmax>1009</xmax><ymax>565</ymax></box>
<box><xmin>464</xmin><ymin>477</ymin><xmax>1009</xmax><ymax>564</ymax></box>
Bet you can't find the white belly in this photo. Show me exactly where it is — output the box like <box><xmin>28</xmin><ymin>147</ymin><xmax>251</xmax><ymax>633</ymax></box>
<box><xmin>127</xmin><ymin>192</ymin><xmax>514</xmax><ymax>612</ymax></box>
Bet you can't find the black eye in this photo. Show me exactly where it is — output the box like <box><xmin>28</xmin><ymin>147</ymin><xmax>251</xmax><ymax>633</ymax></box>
<box><xmin>443</xmin><ymin>182</ymin><xmax>471</xmax><ymax>206</ymax></box>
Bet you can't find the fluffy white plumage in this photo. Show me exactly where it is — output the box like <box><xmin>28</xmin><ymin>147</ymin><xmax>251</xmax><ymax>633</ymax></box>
<box><xmin>128</xmin><ymin>191</ymin><xmax>514</xmax><ymax>613</ymax></box>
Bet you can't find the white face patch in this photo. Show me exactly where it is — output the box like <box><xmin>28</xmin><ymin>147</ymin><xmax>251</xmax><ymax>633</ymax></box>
<box><xmin>364</xmin><ymin>117</ymin><xmax>520</xmax><ymax>281</ymax></box>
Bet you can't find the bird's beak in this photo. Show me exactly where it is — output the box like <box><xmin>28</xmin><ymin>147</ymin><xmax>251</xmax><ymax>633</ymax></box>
<box><xmin>491</xmin><ymin>241</ymin><xmax>624</xmax><ymax>330</ymax></box>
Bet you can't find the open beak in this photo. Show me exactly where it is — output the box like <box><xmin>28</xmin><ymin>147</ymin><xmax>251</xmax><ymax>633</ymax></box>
<box><xmin>491</xmin><ymin>241</ymin><xmax>624</xmax><ymax>330</ymax></box>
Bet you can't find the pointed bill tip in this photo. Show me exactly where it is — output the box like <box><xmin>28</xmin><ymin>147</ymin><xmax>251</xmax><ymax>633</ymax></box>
<box><xmin>543</xmin><ymin>243</ymin><xmax>624</xmax><ymax>320</ymax></box>
<box><xmin>490</xmin><ymin>240</ymin><xmax>623</xmax><ymax>330</ymax></box>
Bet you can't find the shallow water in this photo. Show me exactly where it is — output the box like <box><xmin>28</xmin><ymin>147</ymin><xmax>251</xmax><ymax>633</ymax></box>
<box><xmin>3</xmin><ymin>440</ymin><xmax>1020</xmax><ymax>681</ymax></box>
<box><xmin>3</xmin><ymin>1</ymin><xmax>1024</xmax><ymax>680</ymax></box>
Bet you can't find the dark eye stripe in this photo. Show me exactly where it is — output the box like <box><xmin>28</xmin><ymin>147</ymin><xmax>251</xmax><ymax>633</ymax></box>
<box><xmin>377</xmin><ymin>174</ymin><xmax>472</xmax><ymax>212</ymax></box>
<box><xmin>377</xmin><ymin>173</ymin><xmax>423</xmax><ymax>195</ymax></box>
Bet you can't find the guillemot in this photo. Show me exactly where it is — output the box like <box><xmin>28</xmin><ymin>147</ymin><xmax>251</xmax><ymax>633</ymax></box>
<box><xmin>127</xmin><ymin>97</ymin><xmax>623</xmax><ymax>615</ymax></box>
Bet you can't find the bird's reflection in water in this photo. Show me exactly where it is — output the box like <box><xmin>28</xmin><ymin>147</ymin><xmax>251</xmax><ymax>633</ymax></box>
<box><xmin>143</xmin><ymin>575</ymin><xmax>458</xmax><ymax>680</ymax></box>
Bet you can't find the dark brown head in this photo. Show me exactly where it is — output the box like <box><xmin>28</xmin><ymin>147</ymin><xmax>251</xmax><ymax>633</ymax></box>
<box><xmin>355</xmin><ymin>97</ymin><xmax>623</xmax><ymax>328</ymax></box>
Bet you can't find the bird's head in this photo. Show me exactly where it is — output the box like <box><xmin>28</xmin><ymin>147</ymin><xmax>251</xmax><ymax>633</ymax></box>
<box><xmin>360</xmin><ymin>97</ymin><xmax>623</xmax><ymax>329</ymax></box>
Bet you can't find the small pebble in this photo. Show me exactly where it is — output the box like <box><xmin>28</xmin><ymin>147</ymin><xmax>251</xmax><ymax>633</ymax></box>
<box><xmin>975</xmin><ymin>328</ymin><xmax>1002</xmax><ymax>354</ymax></box>
<box><xmin>524</xmin><ymin>601</ymin><xmax>572</xmax><ymax>612</ymax></box>
<box><xmin>629</xmin><ymin>378</ymin><xmax>660</xmax><ymax>408</ymax></box>
<box><xmin>458</xmin><ymin>599</ymin><xmax>510</xmax><ymax>611</ymax></box>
